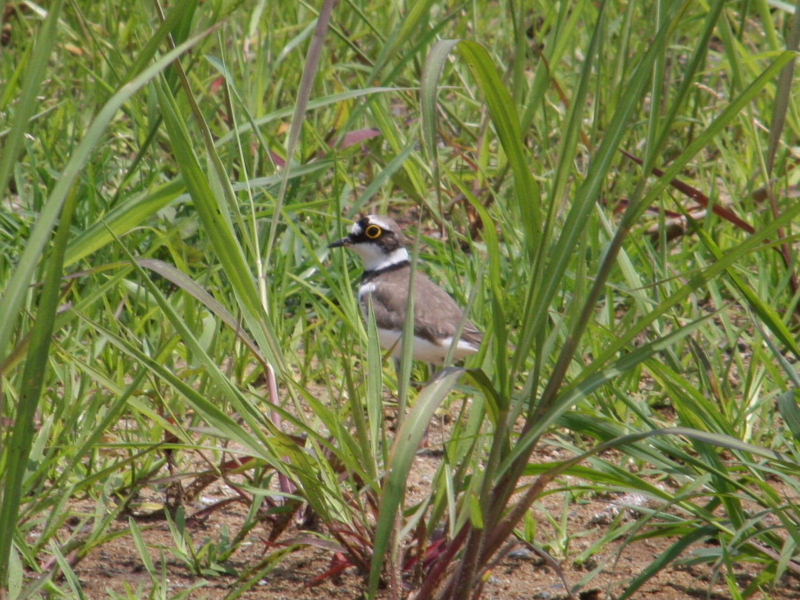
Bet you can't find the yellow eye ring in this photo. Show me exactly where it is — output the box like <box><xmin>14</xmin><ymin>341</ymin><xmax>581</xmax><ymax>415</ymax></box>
<box><xmin>365</xmin><ymin>224</ymin><xmax>382</xmax><ymax>239</ymax></box>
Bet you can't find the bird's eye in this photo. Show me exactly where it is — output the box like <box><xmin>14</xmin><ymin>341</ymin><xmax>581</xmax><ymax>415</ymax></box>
<box><xmin>365</xmin><ymin>224</ymin><xmax>382</xmax><ymax>239</ymax></box>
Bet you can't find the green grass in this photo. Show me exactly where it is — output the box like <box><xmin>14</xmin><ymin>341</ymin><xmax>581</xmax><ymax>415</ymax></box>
<box><xmin>1</xmin><ymin>1</ymin><xmax>800</xmax><ymax>599</ymax></box>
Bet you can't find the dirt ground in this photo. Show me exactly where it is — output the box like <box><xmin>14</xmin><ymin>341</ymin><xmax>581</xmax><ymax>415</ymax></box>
<box><xmin>64</xmin><ymin>435</ymin><xmax>799</xmax><ymax>600</ymax></box>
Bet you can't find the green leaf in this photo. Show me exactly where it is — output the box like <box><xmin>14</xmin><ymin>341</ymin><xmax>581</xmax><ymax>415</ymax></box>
<box><xmin>368</xmin><ymin>368</ymin><xmax>465</xmax><ymax>597</ymax></box>
<box><xmin>778</xmin><ymin>391</ymin><xmax>800</xmax><ymax>440</ymax></box>
<box><xmin>0</xmin><ymin>0</ymin><xmax>64</xmax><ymax>200</ymax></box>
<box><xmin>0</xmin><ymin>26</ymin><xmax>215</xmax><ymax>359</ymax></box>
<box><xmin>0</xmin><ymin>188</ymin><xmax>77</xmax><ymax>587</ymax></box>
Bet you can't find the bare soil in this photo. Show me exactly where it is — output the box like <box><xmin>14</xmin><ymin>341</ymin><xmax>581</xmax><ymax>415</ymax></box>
<box><xmin>66</xmin><ymin>435</ymin><xmax>799</xmax><ymax>600</ymax></box>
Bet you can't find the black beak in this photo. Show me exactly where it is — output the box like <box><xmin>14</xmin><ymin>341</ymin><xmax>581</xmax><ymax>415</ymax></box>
<box><xmin>328</xmin><ymin>236</ymin><xmax>352</xmax><ymax>249</ymax></box>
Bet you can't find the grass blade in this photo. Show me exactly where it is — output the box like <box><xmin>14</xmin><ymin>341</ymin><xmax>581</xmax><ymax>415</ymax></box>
<box><xmin>0</xmin><ymin>26</ymin><xmax>215</xmax><ymax>359</ymax></box>
<box><xmin>0</xmin><ymin>190</ymin><xmax>76</xmax><ymax>587</ymax></box>
<box><xmin>368</xmin><ymin>368</ymin><xmax>465</xmax><ymax>597</ymax></box>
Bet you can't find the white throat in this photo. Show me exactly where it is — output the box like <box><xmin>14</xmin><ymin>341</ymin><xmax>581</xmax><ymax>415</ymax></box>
<box><xmin>351</xmin><ymin>245</ymin><xmax>409</xmax><ymax>272</ymax></box>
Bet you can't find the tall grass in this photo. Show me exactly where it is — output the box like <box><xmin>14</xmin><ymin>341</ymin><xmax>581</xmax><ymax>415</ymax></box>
<box><xmin>1</xmin><ymin>1</ymin><xmax>799</xmax><ymax>599</ymax></box>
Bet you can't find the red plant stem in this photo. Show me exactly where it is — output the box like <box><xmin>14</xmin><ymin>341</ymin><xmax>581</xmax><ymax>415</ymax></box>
<box><xmin>414</xmin><ymin>525</ymin><xmax>472</xmax><ymax>600</ymax></box>
<box><xmin>620</xmin><ymin>149</ymin><xmax>755</xmax><ymax>233</ymax></box>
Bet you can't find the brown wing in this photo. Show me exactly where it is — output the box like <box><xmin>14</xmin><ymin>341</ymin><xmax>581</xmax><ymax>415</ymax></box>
<box><xmin>363</xmin><ymin>269</ymin><xmax>483</xmax><ymax>347</ymax></box>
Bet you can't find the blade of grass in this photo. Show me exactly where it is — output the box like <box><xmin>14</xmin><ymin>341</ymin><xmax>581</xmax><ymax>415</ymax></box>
<box><xmin>0</xmin><ymin>189</ymin><xmax>76</xmax><ymax>587</ymax></box>
<box><xmin>264</xmin><ymin>0</ymin><xmax>337</xmax><ymax>271</ymax></box>
<box><xmin>368</xmin><ymin>368</ymin><xmax>465</xmax><ymax>597</ymax></box>
<box><xmin>619</xmin><ymin>526</ymin><xmax>719</xmax><ymax>599</ymax></box>
<box><xmin>766</xmin><ymin>0</ymin><xmax>800</xmax><ymax>173</ymax></box>
<box><xmin>0</xmin><ymin>0</ymin><xmax>63</xmax><ymax>200</ymax></box>
<box><xmin>155</xmin><ymin>76</ymin><xmax>285</xmax><ymax>369</ymax></box>
<box><xmin>0</xmin><ymin>26</ymin><xmax>216</xmax><ymax>360</ymax></box>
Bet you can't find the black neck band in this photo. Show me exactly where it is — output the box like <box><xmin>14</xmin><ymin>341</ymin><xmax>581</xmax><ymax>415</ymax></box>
<box><xmin>362</xmin><ymin>260</ymin><xmax>410</xmax><ymax>283</ymax></box>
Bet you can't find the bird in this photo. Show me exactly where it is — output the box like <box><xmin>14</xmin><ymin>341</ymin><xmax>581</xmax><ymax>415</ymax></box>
<box><xmin>329</xmin><ymin>214</ymin><xmax>483</xmax><ymax>365</ymax></box>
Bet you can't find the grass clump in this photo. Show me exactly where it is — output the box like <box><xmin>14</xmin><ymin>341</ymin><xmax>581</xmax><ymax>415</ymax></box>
<box><xmin>1</xmin><ymin>1</ymin><xmax>799</xmax><ymax>599</ymax></box>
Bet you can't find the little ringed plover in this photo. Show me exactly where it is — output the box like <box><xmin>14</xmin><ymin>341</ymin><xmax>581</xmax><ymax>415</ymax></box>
<box><xmin>329</xmin><ymin>215</ymin><xmax>483</xmax><ymax>365</ymax></box>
